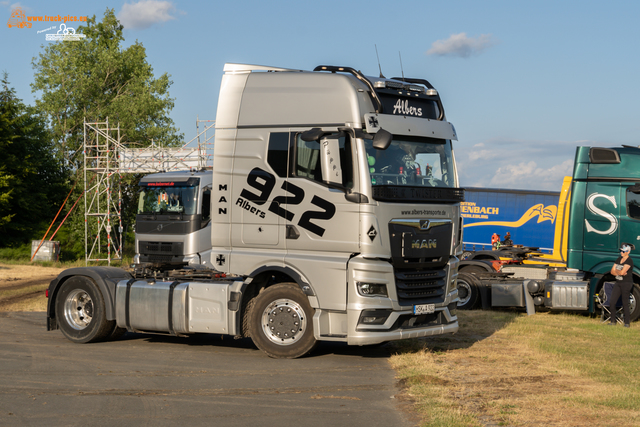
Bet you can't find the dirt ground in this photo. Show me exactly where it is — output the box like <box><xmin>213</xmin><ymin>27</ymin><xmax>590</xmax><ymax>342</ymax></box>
<box><xmin>0</xmin><ymin>263</ymin><xmax>64</xmax><ymax>311</ymax></box>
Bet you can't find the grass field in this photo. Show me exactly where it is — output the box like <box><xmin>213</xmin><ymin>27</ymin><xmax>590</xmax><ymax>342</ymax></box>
<box><xmin>389</xmin><ymin>310</ymin><xmax>640</xmax><ymax>427</ymax></box>
<box><xmin>3</xmin><ymin>263</ymin><xmax>639</xmax><ymax>426</ymax></box>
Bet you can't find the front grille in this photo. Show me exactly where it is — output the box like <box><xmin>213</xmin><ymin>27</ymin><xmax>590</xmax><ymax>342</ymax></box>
<box><xmin>373</xmin><ymin>186</ymin><xmax>464</xmax><ymax>203</ymax></box>
<box><xmin>148</xmin><ymin>255</ymin><xmax>174</xmax><ymax>262</ymax></box>
<box><xmin>147</xmin><ymin>243</ymin><xmax>173</xmax><ymax>253</ymax></box>
<box><xmin>139</xmin><ymin>241</ymin><xmax>184</xmax><ymax>256</ymax></box>
<box><xmin>395</xmin><ymin>268</ymin><xmax>447</xmax><ymax>304</ymax></box>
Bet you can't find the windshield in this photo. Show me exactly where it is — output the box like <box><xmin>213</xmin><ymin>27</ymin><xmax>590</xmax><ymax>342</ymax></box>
<box><xmin>364</xmin><ymin>136</ymin><xmax>456</xmax><ymax>188</ymax></box>
<box><xmin>138</xmin><ymin>185</ymin><xmax>198</xmax><ymax>215</ymax></box>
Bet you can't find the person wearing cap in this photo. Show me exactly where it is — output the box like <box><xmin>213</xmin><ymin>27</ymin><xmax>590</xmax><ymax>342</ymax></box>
<box><xmin>608</xmin><ymin>244</ymin><xmax>634</xmax><ymax>327</ymax></box>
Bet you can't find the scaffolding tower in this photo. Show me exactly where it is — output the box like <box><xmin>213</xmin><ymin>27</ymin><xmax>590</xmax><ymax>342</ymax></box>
<box><xmin>83</xmin><ymin>118</ymin><xmax>214</xmax><ymax>266</ymax></box>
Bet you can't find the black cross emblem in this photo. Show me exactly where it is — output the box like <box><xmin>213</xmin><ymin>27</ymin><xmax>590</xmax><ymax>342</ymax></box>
<box><xmin>216</xmin><ymin>254</ymin><xmax>225</xmax><ymax>266</ymax></box>
<box><xmin>368</xmin><ymin>116</ymin><xmax>379</xmax><ymax>128</ymax></box>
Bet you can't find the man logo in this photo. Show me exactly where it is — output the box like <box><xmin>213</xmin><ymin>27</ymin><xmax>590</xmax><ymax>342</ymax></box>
<box><xmin>419</xmin><ymin>220</ymin><xmax>430</xmax><ymax>230</ymax></box>
<box><xmin>412</xmin><ymin>239</ymin><xmax>437</xmax><ymax>249</ymax></box>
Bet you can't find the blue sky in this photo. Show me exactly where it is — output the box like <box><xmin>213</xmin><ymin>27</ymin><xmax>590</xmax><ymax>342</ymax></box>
<box><xmin>2</xmin><ymin>0</ymin><xmax>640</xmax><ymax>191</ymax></box>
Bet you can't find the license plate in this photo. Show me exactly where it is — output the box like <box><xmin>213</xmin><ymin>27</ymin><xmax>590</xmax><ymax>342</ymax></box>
<box><xmin>413</xmin><ymin>304</ymin><xmax>435</xmax><ymax>315</ymax></box>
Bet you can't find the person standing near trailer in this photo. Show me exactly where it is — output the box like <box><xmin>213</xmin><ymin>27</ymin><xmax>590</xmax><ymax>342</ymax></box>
<box><xmin>609</xmin><ymin>244</ymin><xmax>634</xmax><ymax>327</ymax></box>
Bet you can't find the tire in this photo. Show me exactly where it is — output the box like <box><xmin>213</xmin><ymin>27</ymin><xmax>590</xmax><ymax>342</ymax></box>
<box><xmin>248</xmin><ymin>283</ymin><xmax>317</xmax><ymax>359</ymax></box>
<box><xmin>459</xmin><ymin>265</ymin><xmax>490</xmax><ymax>275</ymax></box>
<box><xmin>456</xmin><ymin>273</ymin><xmax>479</xmax><ymax>310</ymax></box>
<box><xmin>630</xmin><ymin>284</ymin><xmax>640</xmax><ymax>322</ymax></box>
<box><xmin>107</xmin><ymin>324</ymin><xmax>127</xmax><ymax>341</ymax></box>
<box><xmin>55</xmin><ymin>276</ymin><xmax>115</xmax><ymax>343</ymax></box>
<box><xmin>597</xmin><ymin>283</ymin><xmax>640</xmax><ymax>323</ymax></box>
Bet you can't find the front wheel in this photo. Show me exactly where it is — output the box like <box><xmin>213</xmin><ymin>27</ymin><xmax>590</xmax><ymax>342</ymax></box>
<box><xmin>629</xmin><ymin>284</ymin><xmax>640</xmax><ymax>322</ymax></box>
<box><xmin>456</xmin><ymin>272</ymin><xmax>479</xmax><ymax>310</ymax></box>
<box><xmin>248</xmin><ymin>283</ymin><xmax>317</xmax><ymax>358</ymax></box>
<box><xmin>55</xmin><ymin>276</ymin><xmax>115</xmax><ymax>343</ymax></box>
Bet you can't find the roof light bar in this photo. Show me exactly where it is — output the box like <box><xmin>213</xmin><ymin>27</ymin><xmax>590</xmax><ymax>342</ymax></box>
<box><xmin>374</xmin><ymin>80</ymin><xmax>428</xmax><ymax>93</ymax></box>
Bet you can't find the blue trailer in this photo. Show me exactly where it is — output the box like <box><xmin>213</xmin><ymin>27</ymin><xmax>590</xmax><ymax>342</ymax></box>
<box><xmin>462</xmin><ymin>188</ymin><xmax>560</xmax><ymax>253</ymax></box>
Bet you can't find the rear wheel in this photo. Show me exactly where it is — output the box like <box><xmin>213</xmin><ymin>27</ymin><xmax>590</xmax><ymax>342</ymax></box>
<box><xmin>248</xmin><ymin>283</ymin><xmax>317</xmax><ymax>358</ymax></box>
<box><xmin>457</xmin><ymin>273</ymin><xmax>479</xmax><ymax>310</ymax></box>
<box><xmin>55</xmin><ymin>276</ymin><xmax>114</xmax><ymax>343</ymax></box>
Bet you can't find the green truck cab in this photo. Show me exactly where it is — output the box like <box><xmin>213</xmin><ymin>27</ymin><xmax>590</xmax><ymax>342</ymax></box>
<box><xmin>567</xmin><ymin>146</ymin><xmax>640</xmax><ymax>317</ymax></box>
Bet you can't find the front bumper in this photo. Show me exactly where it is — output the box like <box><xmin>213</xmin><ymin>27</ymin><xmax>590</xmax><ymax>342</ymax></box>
<box><xmin>346</xmin><ymin>297</ymin><xmax>458</xmax><ymax>345</ymax></box>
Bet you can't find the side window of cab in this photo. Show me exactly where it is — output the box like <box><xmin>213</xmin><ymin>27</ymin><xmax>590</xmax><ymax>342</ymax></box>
<box><xmin>201</xmin><ymin>187</ymin><xmax>211</xmax><ymax>226</ymax></box>
<box><xmin>293</xmin><ymin>133</ymin><xmax>353</xmax><ymax>189</ymax></box>
<box><xmin>627</xmin><ymin>187</ymin><xmax>640</xmax><ymax>220</ymax></box>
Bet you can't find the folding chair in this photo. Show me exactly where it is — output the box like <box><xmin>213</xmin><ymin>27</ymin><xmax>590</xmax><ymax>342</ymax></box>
<box><xmin>598</xmin><ymin>281</ymin><xmax>624</xmax><ymax>324</ymax></box>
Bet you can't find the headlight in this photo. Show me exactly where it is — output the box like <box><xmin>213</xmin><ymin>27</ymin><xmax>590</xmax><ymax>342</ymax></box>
<box><xmin>356</xmin><ymin>282</ymin><xmax>388</xmax><ymax>297</ymax></box>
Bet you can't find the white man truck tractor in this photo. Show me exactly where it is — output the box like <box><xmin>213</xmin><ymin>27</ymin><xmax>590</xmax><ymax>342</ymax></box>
<box><xmin>46</xmin><ymin>63</ymin><xmax>463</xmax><ymax>358</ymax></box>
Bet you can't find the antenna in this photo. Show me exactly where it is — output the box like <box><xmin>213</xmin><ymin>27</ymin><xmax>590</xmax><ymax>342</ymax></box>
<box><xmin>399</xmin><ymin>51</ymin><xmax>405</xmax><ymax>82</ymax></box>
<box><xmin>375</xmin><ymin>45</ymin><xmax>385</xmax><ymax>78</ymax></box>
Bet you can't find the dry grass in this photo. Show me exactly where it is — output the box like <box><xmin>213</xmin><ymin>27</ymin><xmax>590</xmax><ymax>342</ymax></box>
<box><xmin>1</xmin><ymin>291</ymin><xmax>48</xmax><ymax>311</ymax></box>
<box><xmin>0</xmin><ymin>263</ymin><xmax>64</xmax><ymax>311</ymax></box>
<box><xmin>389</xmin><ymin>310</ymin><xmax>640</xmax><ymax>427</ymax></box>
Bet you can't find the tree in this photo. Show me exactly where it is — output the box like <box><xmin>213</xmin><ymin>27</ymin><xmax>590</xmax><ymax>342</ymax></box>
<box><xmin>31</xmin><ymin>8</ymin><xmax>181</xmax><ymax>167</ymax></box>
<box><xmin>30</xmin><ymin>9</ymin><xmax>182</xmax><ymax>258</ymax></box>
<box><xmin>0</xmin><ymin>73</ymin><xmax>68</xmax><ymax>247</ymax></box>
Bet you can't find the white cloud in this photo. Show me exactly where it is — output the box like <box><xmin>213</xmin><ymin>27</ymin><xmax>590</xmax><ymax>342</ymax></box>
<box><xmin>427</xmin><ymin>33</ymin><xmax>496</xmax><ymax>58</ymax></box>
<box><xmin>456</xmin><ymin>138</ymin><xmax>585</xmax><ymax>190</ymax></box>
<box><xmin>488</xmin><ymin>159</ymin><xmax>574</xmax><ymax>189</ymax></box>
<box><xmin>4</xmin><ymin>2</ymin><xmax>30</xmax><ymax>11</ymax></box>
<box><xmin>118</xmin><ymin>0</ymin><xmax>178</xmax><ymax>30</ymax></box>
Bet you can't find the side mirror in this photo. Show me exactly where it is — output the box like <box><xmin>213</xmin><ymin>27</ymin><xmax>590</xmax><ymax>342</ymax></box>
<box><xmin>320</xmin><ymin>135</ymin><xmax>343</xmax><ymax>186</ymax></box>
<box><xmin>301</xmin><ymin>128</ymin><xmax>324</xmax><ymax>142</ymax></box>
<box><xmin>372</xmin><ymin>128</ymin><xmax>392</xmax><ymax>150</ymax></box>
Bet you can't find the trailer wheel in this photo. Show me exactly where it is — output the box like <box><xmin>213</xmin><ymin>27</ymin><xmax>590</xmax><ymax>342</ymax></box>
<box><xmin>248</xmin><ymin>283</ymin><xmax>317</xmax><ymax>358</ymax></box>
<box><xmin>456</xmin><ymin>273</ymin><xmax>479</xmax><ymax>310</ymax></box>
<box><xmin>55</xmin><ymin>276</ymin><xmax>114</xmax><ymax>343</ymax></box>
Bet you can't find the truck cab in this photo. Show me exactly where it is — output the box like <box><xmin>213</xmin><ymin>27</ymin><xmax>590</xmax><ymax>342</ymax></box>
<box><xmin>211</xmin><ymin>64</ymin><xmax>462</xmax><ymax>350</ymax></box>
<box><xmin>46</xmin><ymin>63</ymin><xmax>462</xmax><ymax>358</ymax></box>
<box><xmin>134</xmin><ymin>169</ymin><xmax>213</xmax><ymax>270</ymax></box>
<box><xmin>567</xmin><ymin>146</ymin><xmax>640</xmax><ymax>317</ymax></box>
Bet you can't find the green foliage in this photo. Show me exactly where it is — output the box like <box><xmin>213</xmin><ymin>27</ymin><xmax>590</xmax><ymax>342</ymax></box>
<box><xmin>0</xmin><ymin>243</ymin><xmax>32</xmax><ymax>261</ymax></box>
<box><xmin>31</xmin><ymin>8</ymin><xmax>182</xmax><ymax>167</ymax></box>
<box><xmin>0</xmin><ymin>73</ymin><xmax>69</xmax><ymax>247</ymax></box>
<box><xmin>29</xmin><ymin>8</ymin><xmax>182</xmax><ymax>260</ymax></box>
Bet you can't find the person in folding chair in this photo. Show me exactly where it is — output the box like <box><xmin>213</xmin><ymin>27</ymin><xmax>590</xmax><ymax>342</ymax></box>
<box><xmin>608</xmin><ymin>243</ymin><xmax>634</xmax><ymax>327</ymax></box>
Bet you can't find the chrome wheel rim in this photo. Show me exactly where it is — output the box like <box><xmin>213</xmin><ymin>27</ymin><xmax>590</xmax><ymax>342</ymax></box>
<box><xmin>63</xmin><ymin>289</ymin><xmax>93</xmax><ymax>330</ymax></box>
<box><xmin>457</xmin><ymin>280</ymin><xmax>472</xmax><ymax>306</ymax></box>
<box><xmin>261</xmin><ymin>298</ymin><xmax>307</xmax><ymax>346</ymax></box>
